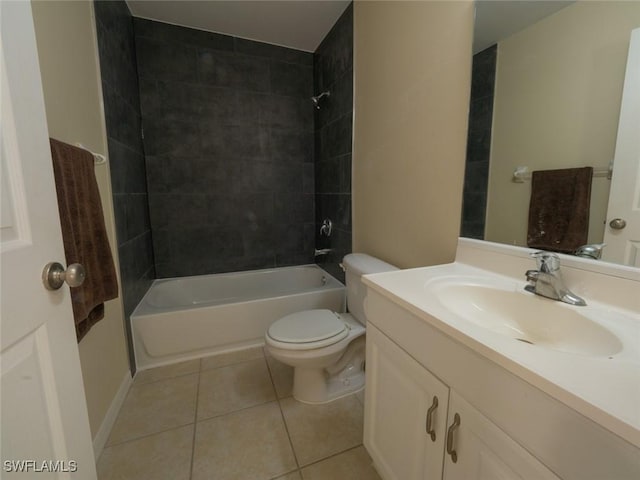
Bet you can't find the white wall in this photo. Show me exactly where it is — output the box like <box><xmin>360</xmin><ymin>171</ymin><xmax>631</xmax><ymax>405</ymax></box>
<box><xmin>31</xmin><ymin>0</ymin><xmax>131</xmax><ymax>442</ymax></box>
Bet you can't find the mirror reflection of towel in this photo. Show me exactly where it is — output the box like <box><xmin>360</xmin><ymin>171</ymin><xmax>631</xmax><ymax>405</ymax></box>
<box><xmin>527</xmin><ymin>167</ymin><xmax>593</xmax><ymax>254</ymax></box>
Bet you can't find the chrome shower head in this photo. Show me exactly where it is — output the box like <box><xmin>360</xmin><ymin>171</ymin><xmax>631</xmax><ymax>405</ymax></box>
<box><xmin>311</xmin><ymin>91</ymin><xmax>331</xmax><ymax>109</ymax></box>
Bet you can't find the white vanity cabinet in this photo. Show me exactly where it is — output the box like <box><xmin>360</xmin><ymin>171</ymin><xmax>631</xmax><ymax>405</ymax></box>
<box><xmin>365</xmin><ymin>324</ymin><xmax>560</xmax><ymax>480</ymax></box>
<box><xmin>443</xmin><ymin>392</ymin><xmax>560</xmax><ymax>480</ymax></box>
<box><xmin>364</xmin><ymin>323</ymin><xmax>449</xmax><ymax>479</ymax></box>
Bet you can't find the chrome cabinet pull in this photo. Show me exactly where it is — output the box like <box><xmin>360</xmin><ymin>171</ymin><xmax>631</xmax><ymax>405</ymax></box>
<box><xmin>425</xmin><ymin>396</ymin><xmax>438</xmax><ymax>441</ymax></box>
<box><xmin>446</xmin><ymin>413</ymin><xmax>461</xmax><ymax>463</ymax></box>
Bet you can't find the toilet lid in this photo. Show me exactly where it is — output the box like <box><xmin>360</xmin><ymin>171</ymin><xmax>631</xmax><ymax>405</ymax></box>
<box><xmin>267</xmin><ymin>309</ymin><xmax>348</xmax><ymax>346</ymax></box>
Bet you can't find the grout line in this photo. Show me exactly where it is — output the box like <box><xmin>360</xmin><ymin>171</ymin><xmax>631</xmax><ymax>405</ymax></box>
<box><xmin>266</xmin><ymin>468</ymin><xmax>301</xmax><ymax>480</ymax></box>
<box><xmin>196</xmin><ymin>397</ymin><xmax>278</xmax><ymax>424</ymax></box>
<box><xmin>188</xmin><ymin>369</ymin><xmax>201</xmax><ymax>480</ymax></box>
<box><xmin>200</xmin><ymin>354</ymin><xmax>266</xmax><ymax>373</ymax></box>
<box><xmin>265</xmin><ymin>355</ymin><xmax>301</xmax><ymax>470</ymax></box>
<box><xmin>134</xmin><ymin>369</ymin><xmax>200</xmax><ymax>386</ymax></box>
<box><xmin>298</xmin><ymin>443</ymin><xmax>364</xmax><ymax>471</ymax></box>
<box><xmin>106</xmin><ymin>421</ymin><xmax>195</xmax><ymax>449</ymax></box>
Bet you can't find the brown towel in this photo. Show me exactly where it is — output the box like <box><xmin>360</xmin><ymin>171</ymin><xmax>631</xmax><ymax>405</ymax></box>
<box><xmin>50</xmin><ymin>139</ymin><xmax>118</xmax><ymax>341</ymax></box>
<box><xmin>527</xmin><ymin>167</ymin><xmax>593</xmax><ymax>254</ymax></box>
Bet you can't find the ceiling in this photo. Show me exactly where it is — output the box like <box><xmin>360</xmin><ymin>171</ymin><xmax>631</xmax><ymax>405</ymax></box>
<box><xmin>127</xmin><ymin>1</ymin><xmax>574</xmax><ymax>55</ymax></box>
<box><xmin>474</xmin><ymin>0</ymin><xmax>574</xmax><ymax>53</ymax></box>
<box><xmin>126</xmin><ymin>0</ymin><xmax>351</xmax><ymax>52</ymax></box>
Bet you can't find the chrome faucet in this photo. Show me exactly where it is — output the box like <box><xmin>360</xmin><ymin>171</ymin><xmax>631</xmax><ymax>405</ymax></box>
<box><xmin>524</xmin><ymin>252</ymin><xmax>587</xmax><ymax>306</ymax></box>
<box><xmin>574</xmin><ymin>243</ymin><xmax>606</xmax><ymax>260</ymax></box>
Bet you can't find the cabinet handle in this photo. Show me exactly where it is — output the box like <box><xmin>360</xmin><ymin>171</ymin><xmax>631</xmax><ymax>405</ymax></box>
<box><xmin>425</xmin><ymin>396</ymin><xmax>438</xmax><ymax>441</ymax></box>
<box><xmin>446</xmin><ymin>413</ymin><xmax>461</xmax><ymax>463</ymax></box>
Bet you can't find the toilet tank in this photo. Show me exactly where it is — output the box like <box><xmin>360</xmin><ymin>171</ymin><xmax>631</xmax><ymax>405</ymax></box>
<box><xmin>343</xmin><ymin>253</ymin><xmax>398</xmax><ymax>323</ymax></box>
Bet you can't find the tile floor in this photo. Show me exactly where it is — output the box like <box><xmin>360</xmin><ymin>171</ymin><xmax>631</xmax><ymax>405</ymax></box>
<box><xmin>98</xmin><ymin>346</ymin><xmax>382</xmax><ymax>480</ymax></box>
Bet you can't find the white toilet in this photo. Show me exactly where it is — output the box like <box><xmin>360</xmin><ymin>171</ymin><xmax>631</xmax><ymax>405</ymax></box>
<box><xmin>265</xmin><ymin>253</ymin><xmax>397</xmax><ymax>404</ymax></box>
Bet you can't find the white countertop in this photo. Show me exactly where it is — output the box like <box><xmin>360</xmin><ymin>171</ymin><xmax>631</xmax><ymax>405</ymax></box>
<box><xmin>363</xmin><ymin>261</ymin><xmax>640</xmax><ymax>448</ymax></box>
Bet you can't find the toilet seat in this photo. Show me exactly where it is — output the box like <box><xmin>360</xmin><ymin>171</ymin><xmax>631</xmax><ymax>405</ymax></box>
<box><xmin>266</xmin><ymin>309</ymin><xmax>349</xmax><ymax>351</ymax></box>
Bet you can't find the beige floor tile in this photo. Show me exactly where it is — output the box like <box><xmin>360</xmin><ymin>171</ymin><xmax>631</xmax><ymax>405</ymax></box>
<box><xmin>274</xmin><ymin>472</ymin><xmax>302</xmax><ymax>480</ymax></box>
<box><xmin>197</xmin><ymin>358</ymin><xmax>276</xmax><ymax>420</ymax></box>
<box><xmin>200</xmin><ymin>346</ymin><xmax>264</xmax><ymax>371</ymax></box>
<box><xmin>280</xmin><ymin>395</ymin><xmax>364</xmax><ymax>466</ymax></box>
<box><xmin>192</xmin><ymin>402</ymin><xmax>297</xmax><ymax>480</ymax></box>
<box><xmin>265</xmin><ymin>354</ymin><xmax>294</xmax><ymax>398</ymax></box>
<box><xmin>98</xmin><ymin>425</ymin><xmax>193</xmax><ymax>480</ymax></box>
<box><xmin>108</xmin><ymin>374</ymin><xmax>198</xmax><ymax>445</ymax></box>
<box><xmin>135</xmin><ymin>359</ymin><xmax>200</xmax><ymax>385</ymax></box>
<box><xmin>301</xmin><ymin>446</ymin><xmax>381</xmax><ymax>480</ymax></box>
<box><xmin>355</xmin><ymin>388</ymin><xmax>365</xmax><ymax>406</ymax></box>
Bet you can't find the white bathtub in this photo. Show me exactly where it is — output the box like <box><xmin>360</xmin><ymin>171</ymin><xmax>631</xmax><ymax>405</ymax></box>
<box><xmin>131</xmin><ymin>264</ymin><xmax>346</xmax><ymax>370</ymax></box>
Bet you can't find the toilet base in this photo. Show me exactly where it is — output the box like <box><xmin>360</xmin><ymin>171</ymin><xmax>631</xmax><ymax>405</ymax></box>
<box><xmin>292</xmin><ymin>367</ymin><xmax>365</xmax><ymax>404</ymax></box>
<box><xmin>291</xmin><ymin>336</ymin><xmax>366</xmax><ymax>404</ymax></box>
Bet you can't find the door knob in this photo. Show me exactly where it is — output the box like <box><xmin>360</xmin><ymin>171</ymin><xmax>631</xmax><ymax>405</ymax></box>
<box><xmin>42</xmin><ymin>262</ymin><xmax>86</xmax><ymax>290</ymax></box>
<box><xmin>609</xmin><ymin>218</ymin><xmax>627</xmax><ymax>230</ymax></box>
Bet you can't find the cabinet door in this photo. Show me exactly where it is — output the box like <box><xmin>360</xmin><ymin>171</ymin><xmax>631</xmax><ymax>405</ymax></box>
<box><xmin>443</xmin><ymin>391</ymin><xmax>561</xmax><ymax>480</ymax></box>
<box><xmin>364</xmin><ymin>324</ymin><xmax>449</xmax><ymax>480</ymax></box>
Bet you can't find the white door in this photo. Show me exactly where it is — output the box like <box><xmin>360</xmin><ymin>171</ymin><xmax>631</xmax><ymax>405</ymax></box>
<box><xmin>442</xmin><ymin>392</ymin><xmax>560</xmax><ymax>480</ymax></box>
<box><xmin>1</xmin><ymin>1</ymin><xmax>97</xmax><ymax>478</ymax></box>
<box><xmin>364</xmin><ymin>324</ymin><xmax>449</xmax><ymax>480</ymax></box>
<box><xmin>603</xmin><ymin>28</ymin><xmax>640</xmax><ymax>267</ymax></box>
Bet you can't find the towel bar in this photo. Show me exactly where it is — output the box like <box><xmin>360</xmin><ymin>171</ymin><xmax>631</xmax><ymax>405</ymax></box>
<box><xmin>512</xmin><ymin>163</ymin><xmax>612</xmax><ymax>182</ymax></box>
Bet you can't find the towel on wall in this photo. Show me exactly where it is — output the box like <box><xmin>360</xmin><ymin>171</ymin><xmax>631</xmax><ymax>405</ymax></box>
<box><xmin>527</xmin><ymin>166</ymin><xmax>593</xmax><ymax>254</ymax></box>
<box><xmin>49</xmin><ymin>138</ymin><xmax>118</xmax><ymax>341</ymax></box>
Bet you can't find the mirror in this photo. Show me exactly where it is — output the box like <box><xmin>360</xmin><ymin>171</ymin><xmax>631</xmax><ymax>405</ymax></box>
<box><xmin>463</xmin><ymin>0</ymin><xmax>640</xmax><ymax>267</ymax></box>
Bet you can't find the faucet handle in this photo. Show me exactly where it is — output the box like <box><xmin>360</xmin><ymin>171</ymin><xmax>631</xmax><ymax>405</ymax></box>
<box><xmin>530</xmin><ymin>251</ymin><xmax>560</xmax><ymax>273</ymax></box>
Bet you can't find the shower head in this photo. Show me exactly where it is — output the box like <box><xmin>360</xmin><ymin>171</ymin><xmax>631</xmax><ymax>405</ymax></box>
<box><xmin>311</xmin><ymin>91</ymin><xmax>331</xmax><ymax>109</ymax></box>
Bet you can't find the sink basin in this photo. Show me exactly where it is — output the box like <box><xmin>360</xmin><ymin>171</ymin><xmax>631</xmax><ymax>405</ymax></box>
<box><xmin>433</xmin><ymin>282</ymin><xmax>623</xmax><ymax>356</ymax></box>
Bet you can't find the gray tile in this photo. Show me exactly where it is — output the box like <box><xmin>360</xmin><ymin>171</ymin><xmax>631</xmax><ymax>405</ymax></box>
<box><xmin>270</xmin><ymin>61</ymin><xmax>313</xmax><ymax>97</ymax></box>
<box><xmin>320</xmin><ymin>113</ymin><xmax>352</xmax><ymax>161</ymax></box>
<box><xmin>136</xmin><ymin>36</ymin><xmax>198</xmax><ymax>83</ymax></box>
<box><xmin>275</xmin><ymin>193</ymin><xmax>314</xmax><ymax>224</ymax></box>
<box><xmin>200</xmin><ymin>124</ymin><xmax>269</xmax><ymax>159</ymax></box>
<box><xmin>142</xmin><ymin>115</ymin><xmax>200</xmax><ymax>157</ymax></box>
<box><xmin>471</xmin><ymin>44</ymin><xmax>497</xmax><ymax>100</ymax></box>
<box><xmin>134</xmin><ymin>17</ymin><xmax>234</xmax><ymax>52</ymax></box>
<box><xmin>234</xmin><ymin>37</ymin><xmax>312</xmax><ymax>65</ymax></box>
<box><xmin>198</xmin><ymin>49</ymin><xmax>270</xmax><ymax>92</ymax></box>
<box><xmin>270</xmin><ymin>129</ymin><xmax>314</xmax><ymax>163</ymax></box>
<box><xmin>315</xmin><ymin>4</ymin><xmax>353</xmax><ymax>87</ymax></box>
<box><xmin>103</xmin><ymin>86</ymin><xmax>143</xmax><ymax>152</ymax></box>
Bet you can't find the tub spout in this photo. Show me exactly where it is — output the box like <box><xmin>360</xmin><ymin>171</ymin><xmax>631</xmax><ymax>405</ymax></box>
<box><xmin>314</xmin><ymin>248</ymin><xmax>333</xmax><ymax>257</ymax></box>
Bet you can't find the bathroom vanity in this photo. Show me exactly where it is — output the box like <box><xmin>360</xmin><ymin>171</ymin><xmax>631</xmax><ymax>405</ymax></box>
<box><xmin>362</xmin><ymin>239</ymin><xmax>640</xmax><ymax>480</ymax></box>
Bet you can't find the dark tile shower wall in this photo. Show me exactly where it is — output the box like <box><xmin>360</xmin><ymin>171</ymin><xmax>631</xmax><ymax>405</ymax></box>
<box><xmin>134</xmin><ymin>19</ymin><xmax>315</xmax><ymax>277</ymax></box>
<box><xmin>461</xmin><ymin>44</ymin><xmax>497</xmax><ymax>239</ymax></box>
<box><xmin>94</xmin><ymin>0</ymin><xmax>155</xmax><ymax>373</ymax></box>
<box><xmin>313</xmin><ymin>3</ymin><xmax>353</xmax><ymax>283</ymax></box>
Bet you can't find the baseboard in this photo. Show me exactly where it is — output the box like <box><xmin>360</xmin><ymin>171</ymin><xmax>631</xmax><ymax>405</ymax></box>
<box><xmin>92</xmin><ymin>371</ymin><xmax>132</xmax><ymax>460</ymax></box>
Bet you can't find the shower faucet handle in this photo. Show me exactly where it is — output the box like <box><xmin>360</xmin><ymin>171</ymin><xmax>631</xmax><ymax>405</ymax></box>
<box><xmin>320</xmin><ymin>219</ymin><xmax>332</xmax><ymax>237</ymax></box>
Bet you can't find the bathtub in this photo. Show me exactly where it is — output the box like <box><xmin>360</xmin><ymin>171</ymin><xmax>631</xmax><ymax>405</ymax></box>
<box><xmin>131</xmin><ymin>264</ymin><xmax>346</xmax><ymax>370</ymax></box>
